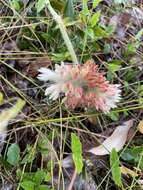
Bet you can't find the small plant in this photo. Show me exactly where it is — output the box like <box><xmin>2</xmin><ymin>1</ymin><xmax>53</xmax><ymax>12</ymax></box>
<box><xmin>18</xmin><ymin>169</ymin><xmax>51</xmax><ymax>190</ymax></box>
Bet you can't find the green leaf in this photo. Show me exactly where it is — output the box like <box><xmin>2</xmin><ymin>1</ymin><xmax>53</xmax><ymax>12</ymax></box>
<box><xmin>121</xmin><ymin>146</ymin><xmax>143</xmax><ymax>169</ymax></box>
<box><xmin>94</xmin><ymin>26</ymin><xmax>109</xmax><ymax>38</ymax></box>
<box><xmin>86</xmin><ymin>28</ymin><xmax>95</xmax><ymax>39</ymax></box>
<box><xmin>82</xmin><ymin>0</ymin><xmax>89</xmax><ymax>15</ymax></box>
<box><xmin>107</xmin><ymin>60</ymin><xmax>122</xmax><ymax>73</ymax></box>
<box><xmin>124</xmin><ymin>81</ymin><xmax>129</xmax><ymax>92</ymax></box>
<box><xmin>38</xmin><ymin>185</ymin><xmax>51</xmax><ymax>190</ymax></box>
<box><xmin>71</xmin><ymin>133</ymin><xmax>83</xmax><ymax>174</ymax></box>
<box><xmin>36</xmin><ymin>0</ymin><xmax>46</xmax><ymax>13</ymax></box>
<box><xmin>93</xmin><ymin>0</ymin><xmax>102</xmax><ymax>8</ymax></box>
<box><xmin>20</xmin><ymin>181</ymin><xmax>35</xmax><ymax>190</ymax></box>
<box><xmin>105</xmin><ymin>25</ymin><xmax>116</xmax><ymax>35</ymax></box>
<box><xmin>107</xmin><ymin>112</ymin><xmax>119</xmax><ymax>121</ymax></box>
<box><xmin>7</xmin><ymin>143</ymin><xmax>20</xmax><ymax>166</ymax></box>
<box><xmin>64</xmin><ymin>0</ymin><xmax>74</xmax><ymax>19</ymax></box>
<box><xmin>90</xmin><ymin>11</ymin><xmax>101</xmax><ymax>27</ymax></box>
<box><xmin>33</xmin><ymin>170</ymin><xmax>46</xmax><ymax>185</ymax></box>
<box><xmin>51</xmin><ymin>52</ymin><xmax>70</xmax><ymax>62</ymax></box>
<box><xmin>16</xmin><ymin>170</ymin><xmax>34</xmax><ymax>181</ymax></box>
<box><xmin>127</xmin><ymin>42</ymin><xmax>138</xmax><ymax>54</ymax></box>
<box><xmin>21</xmin><ymin>145</ymin><xmax>35</xmax><ymax>164</ymax></box>
<box><xmin>124</xmin><ymin>69</ymin><xmax>138</xmax><ymax>82</ymax></box>
<box><xmin>51</xmin><ymin>0</ymin><xmax>65</xmax><ymax>12</ymax></box>
<box><xmin>0</xmin><ymin>92</ymin><xmax>4</xmax><ymax>105</ymax></box>
<box><xmin>103</xmin><ymin>44</ymin><xmax>111</xmax><ymax>54</ymax></box>
<box><xmin>110</xmin><ymin>148</ymin><xmax>122</xmax><ymax>187</ymax></box>
<box><xmin>44</xmin><ymin>172</ymin><xmax>51</xmax><ymax>182</ymax></box>
<box><xmin>10</xmin><ymin>0</ymin><xmax>20</xmax><ymax>11</ymax></box>
<box><xmin>38</xmin><ymin>137</ymin><xmax>49</xmax><ymax>156</ymax></box>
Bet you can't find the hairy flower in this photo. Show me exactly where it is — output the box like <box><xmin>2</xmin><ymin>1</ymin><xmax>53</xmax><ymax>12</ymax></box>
<box><xmin>38</xmin><ymin>60</ymin><xmax>121</xmax><ymax>112</ymax></box>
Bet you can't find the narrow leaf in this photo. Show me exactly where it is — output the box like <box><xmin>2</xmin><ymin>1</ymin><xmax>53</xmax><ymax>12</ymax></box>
<box><xmin>82</xmin><ymin>0</ymin><xmax>89</xmax><ymax>15</ymax></box>
<box><xmin>0</xmin><ymin>92</ymin><xmax>4</xmax><ymax>105</ymax></box>
<box><xmin>71</xmin><ymin>133</ymin><xmax>83</xmax><ymax>174</ymax></box>
<box><xmin>93</xmin><ymin>0</ymin><xmax>102</xmax><ymax>8</ymax></box>
<box><xmin>90</xmin><ymin>11</ymin><xmax>101</xmax><ymax>27</ymax></box>
<box><xmin>64</xmin><ymin>0</ymin><xmax>74</xmax><ymax>19</ymax></box>
<box><xmin>110</xmin><ymin>148</ymin><xmax>122</xmax><ymax>187</ymax></box>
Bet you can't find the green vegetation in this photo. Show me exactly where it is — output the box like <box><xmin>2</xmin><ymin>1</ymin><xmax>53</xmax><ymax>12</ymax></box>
<box><xmin>0</xmin><ymin>0</ymin><xmax>143</xmax><ymax>189</ymax></box>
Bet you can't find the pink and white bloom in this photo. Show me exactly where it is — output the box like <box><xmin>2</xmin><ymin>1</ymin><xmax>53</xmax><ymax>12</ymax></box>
<box><xmin>37</xmin><ymin>60</ymin><xmax>121</xmax><ymax>113</ymax></box>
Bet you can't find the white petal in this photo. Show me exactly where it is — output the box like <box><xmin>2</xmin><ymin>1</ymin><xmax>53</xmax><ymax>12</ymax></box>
<box><xmin>49</xmin><ymin>89</ymin><xmax>60</xmax><ymax>100</ymax></box>
<box><xmin>45</xmin><ymin>85</ymin><xmax>56</xmax><ymax>95</ymax></box>
<box><xmin>37</xmin><ymin>67</ymin><xmax>60</xmax><ymax>82</ymax></box>
<box><xmin>45</xmin><ymin>84</ymin><xmax>60</xmax><ymax>100</ymax></box>
<box><xmin>88</xmin><ymin>120</ymin><xmax>133</xmax><ymax>155</ymax></box>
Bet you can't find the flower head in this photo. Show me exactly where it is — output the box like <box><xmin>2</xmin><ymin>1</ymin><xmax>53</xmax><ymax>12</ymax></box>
<box><xmin>38</xmin><ymin>60</ymin><xmax>121</xmax><ymax>112</ymax></box>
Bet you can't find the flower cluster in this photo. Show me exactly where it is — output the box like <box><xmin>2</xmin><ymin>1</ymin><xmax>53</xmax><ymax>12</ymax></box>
<box><xmin>37</xmin><ymin>60</ymin><xmax>121</xmax><ymax>113</ymax></box>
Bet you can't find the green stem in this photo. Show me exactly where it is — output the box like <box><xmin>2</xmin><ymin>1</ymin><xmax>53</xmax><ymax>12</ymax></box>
<box><xmin>46</xmin><ymin>0</ymin><xmax>78</xmax><ymax>64</ymax></box>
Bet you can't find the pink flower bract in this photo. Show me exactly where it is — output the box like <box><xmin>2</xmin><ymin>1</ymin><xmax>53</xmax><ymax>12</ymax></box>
<box><xmin>38</xmin><ymin>60</ymin><xmax>121</xmax><ymax>113</ymax></box>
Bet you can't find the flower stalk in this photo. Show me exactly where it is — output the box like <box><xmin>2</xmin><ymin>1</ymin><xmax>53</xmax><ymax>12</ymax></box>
<box><xmin>45</xmin><ymin>0</ymin><xmax>78</xmax><ymax>64</ymax></box>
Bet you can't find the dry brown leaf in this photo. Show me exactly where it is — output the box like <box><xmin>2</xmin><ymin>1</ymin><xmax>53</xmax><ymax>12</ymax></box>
<box><xmin>88</xmin><ymin>120</ymin><xmax>133</xmax><ymax>155</ymax></box>
<box><xmin>137</xmin><ymin>120</ymin><xmax>143</xmax><ymax>134</ymax></box>
<box><xmin>120</xmin><ymin>165</ymin><xmax>138</xmax><ymax>177</ymax></box>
